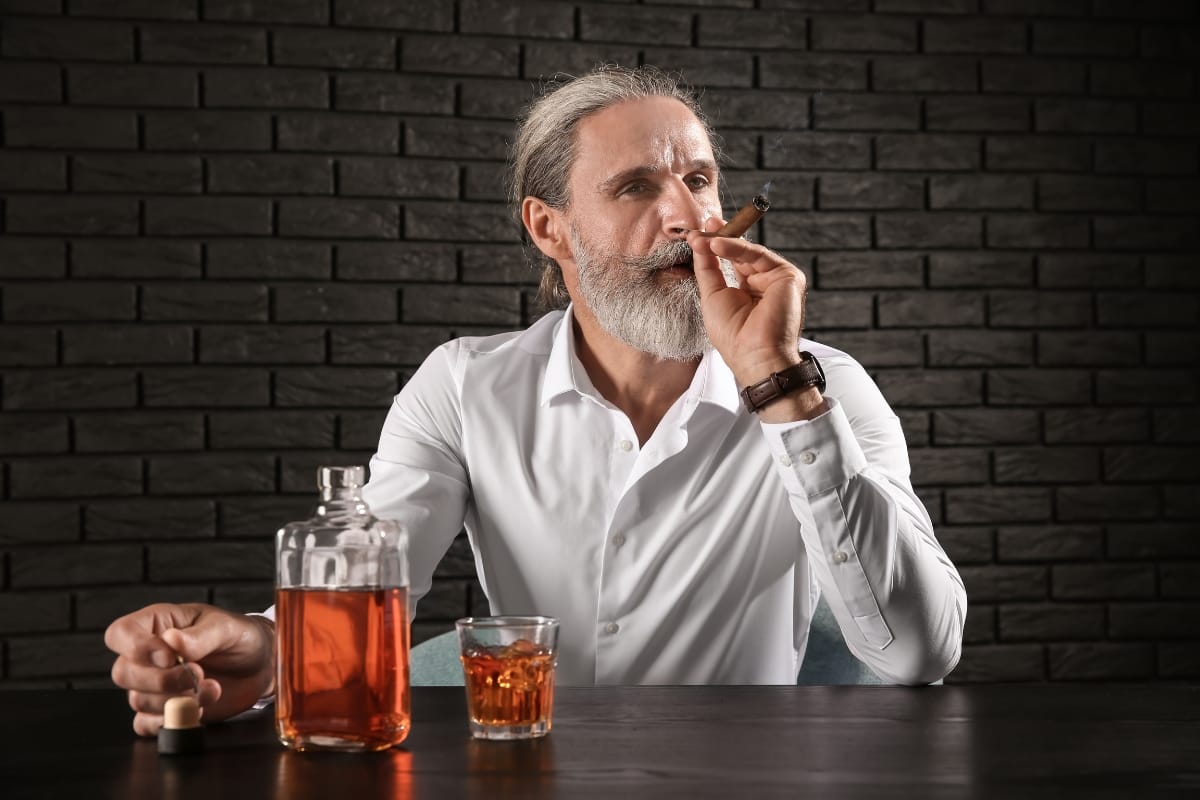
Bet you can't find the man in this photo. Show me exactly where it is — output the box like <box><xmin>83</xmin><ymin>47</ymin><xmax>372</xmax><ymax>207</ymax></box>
<box><xmin>106</xmin><ymin>66</ymin><xmax>966</xmax><ymax>736</ymax></box>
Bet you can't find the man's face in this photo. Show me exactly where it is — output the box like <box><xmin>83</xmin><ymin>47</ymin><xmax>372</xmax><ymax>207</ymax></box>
<box><xmin>559</xmin><ymin>96</ymin><xmax>724</xmax><ymax>361</ymax></box>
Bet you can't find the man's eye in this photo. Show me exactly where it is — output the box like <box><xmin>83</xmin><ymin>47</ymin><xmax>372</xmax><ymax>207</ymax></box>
<box><xmin>687</xmin><ymin>175</ymin><xmax>711</xmax><ymax>190</ymax></box>
<box><xmin>621</xmin><ymin>182</ymin><xmax>648</xmax><ymax>196</ymax></box>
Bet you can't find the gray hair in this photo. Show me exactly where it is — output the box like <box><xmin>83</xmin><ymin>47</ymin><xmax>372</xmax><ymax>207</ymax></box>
<box><xmin>508</xmin><ymin>65</ymin><xmax>720</xmax><ymax>311</ymax></box>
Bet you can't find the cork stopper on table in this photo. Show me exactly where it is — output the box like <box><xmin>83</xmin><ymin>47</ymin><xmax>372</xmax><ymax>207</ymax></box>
<box><xmin>158</xmin><ymin>695</ymin><xmax>205</xmax><ymax>755</ymax></box>
<box><xmin>163</xmin><ymin>696</ymin><xmax>201</xmax><ymax>730</ymax></box>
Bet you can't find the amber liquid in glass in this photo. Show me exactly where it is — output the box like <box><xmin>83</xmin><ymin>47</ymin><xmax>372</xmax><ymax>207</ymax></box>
<box><xmin>276</xmin><ymin>587</ymin><xmax>411</xmax><ymax>751</ymax></box>
<box><xmin>461</xmin><ymin>641</ymin><xmax>555</xmax><ymax>736</ymax></box>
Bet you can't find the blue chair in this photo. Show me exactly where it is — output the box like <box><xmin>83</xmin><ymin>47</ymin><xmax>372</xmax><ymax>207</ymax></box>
<box><xmin>411</xmin><ymin>593</ymin><xmax>886</xmax><ymax>686</ymax></box>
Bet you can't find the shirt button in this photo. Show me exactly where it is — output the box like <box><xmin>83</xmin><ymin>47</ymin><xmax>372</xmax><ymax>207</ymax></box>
<box><xmin>833</xmin><ymin>550</ymin><xmax>849</xmax><ymax>564</ymax></box>
<box><xmin>604</xmin><ymin>622</ymin><xmax>620</xmax><ymax>634</ymax></box>
<box><xmin>800</xmin><ymin>450</ymin><xmax>817</xmax><ymax>465</ymax></box>
<box><xmin>612</xmin><ymin>533</ymin><xmax>626</xmax><ymax>547</ymax></box>
<box><xmin>618</xmin><ymin>439</ymin><xmax>633</xmax><ymax>452</ymax></box>
<box><xmin>778</xmin><ymin>454</ymin><xmax>792</xmax><ymax>467</ymax></box>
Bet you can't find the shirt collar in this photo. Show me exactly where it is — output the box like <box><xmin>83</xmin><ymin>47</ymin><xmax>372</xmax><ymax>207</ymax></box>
<box><xmin>539</xmin><ymin>304</ymin><xmax>742</xmax><ymax>416</ymax></box>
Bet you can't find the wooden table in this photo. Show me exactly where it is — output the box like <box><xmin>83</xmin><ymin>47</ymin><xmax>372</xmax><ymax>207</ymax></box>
<box><xmin>1</xmin><ymin>686</ymin><xmax>1198</xmax><ymax>799</ymax></box>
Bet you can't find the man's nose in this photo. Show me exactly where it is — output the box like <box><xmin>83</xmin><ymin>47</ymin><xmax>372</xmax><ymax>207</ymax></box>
<box><xmin>662</xmin><ymin>180</ymin><xmax>708</xmax><ymax>236</ymax></box>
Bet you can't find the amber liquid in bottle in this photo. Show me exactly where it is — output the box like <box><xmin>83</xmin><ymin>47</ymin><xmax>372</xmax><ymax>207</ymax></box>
<box><xmin>276</xmin><ymin>586</ymin><xmax>411</xmax><ymax>751</ymax></box>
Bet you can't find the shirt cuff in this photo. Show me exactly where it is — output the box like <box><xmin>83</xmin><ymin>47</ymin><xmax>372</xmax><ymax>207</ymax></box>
<box><xmin>759</xmin><ymin>397</ymin><xmax>869</xmax><ymax>497</ymax></box>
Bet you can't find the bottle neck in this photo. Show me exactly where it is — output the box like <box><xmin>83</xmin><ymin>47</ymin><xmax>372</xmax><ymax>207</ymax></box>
<box><xmin>316</xmin><ymin>486</ymin><xmax>369</xmax><ymax>518</ymax></box>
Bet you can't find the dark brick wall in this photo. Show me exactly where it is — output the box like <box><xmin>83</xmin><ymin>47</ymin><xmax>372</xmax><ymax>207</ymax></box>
<box><xmin>0</xmin><ymin>0</ymin><xmax>1196</xmax><ymax>686</ymax></box>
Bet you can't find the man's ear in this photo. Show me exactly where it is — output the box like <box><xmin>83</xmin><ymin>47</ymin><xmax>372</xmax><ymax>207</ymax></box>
<box><xmin>522</xmin><ymin>197</ymin><xmax>572</xmax><ymax>262</ymax></box>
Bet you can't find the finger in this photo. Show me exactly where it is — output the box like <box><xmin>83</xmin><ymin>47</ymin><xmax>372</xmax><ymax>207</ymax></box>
<box><xmin>133</xmin><ymin>711</ymin><xmax>163</xmax><ymax>737</ymax></box>
<box><xmin>160</xmin><ymin>611</ymin><xmax>246</xmax><ymax>666</ymax></box>
<box><xmin>112</xmin><ymin>655</ymin><xmax>198</xmax><ymax>695</ymax></box>
<box><xmin>705</xmin><ymin>235</ymin><xmax>790</xmax><ymax>274</ymax></box>
<box><xmin>128</xmin><ymin>679</ymin><xmax>221</xmax><ymax>715</ymax></box>
<box><xmin>105</xmin><ymin>604</ymin><xmax>202</xmax><ymax>668</ymax></box>
<box><xmin>686</xmin><ymin>230</ymin><xmax>731</xmax><ymax>299</ymax></box>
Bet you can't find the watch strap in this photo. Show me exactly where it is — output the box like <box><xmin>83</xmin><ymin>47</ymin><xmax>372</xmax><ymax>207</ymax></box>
<box><xmin>739</xmin><ymin>352</ymin><xmax>825</xmax><ymax>414</ymax></box>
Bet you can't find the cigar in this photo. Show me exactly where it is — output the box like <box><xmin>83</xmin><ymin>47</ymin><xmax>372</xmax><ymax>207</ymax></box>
<box><xmin>716</xmin><ymin>194</ymin><xmax>770</xmax><ymax>238</ymax></box>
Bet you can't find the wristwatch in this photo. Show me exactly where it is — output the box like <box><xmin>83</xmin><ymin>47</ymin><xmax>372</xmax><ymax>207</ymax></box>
<box><xmin>739</xmin><ymin>351</ymin><xmax>826</xmax><ymax>414</ymax></box>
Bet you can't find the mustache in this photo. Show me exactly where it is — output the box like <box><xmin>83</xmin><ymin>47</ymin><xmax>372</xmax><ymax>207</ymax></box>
<box><xmin>626</xmin><ymin>240</ymin><xmax>694</xmax><ymax>274</ymax></box>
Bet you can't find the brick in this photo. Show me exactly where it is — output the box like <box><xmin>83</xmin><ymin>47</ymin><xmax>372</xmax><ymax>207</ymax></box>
<box><xmin>207</xmin><ymin>241</ymin><xmax>329</xmax><ymax>279</ymax></box>
<box><xmin>986</xmin><ymin>215</ymin><xmax>1089</xmax><ymax>249</ymax></box>
<box><xmin>1038</xmin><ymin>176</ymin><xmax>1139</xmax><ymax>212</ymax></box>
<box><xmin>927</xmin><ymin>96</ymin><xmax>1029</xmax><ymax>132</ymax></box>
<box><xmin>1103</xmin><ymin>370</ymin><xmax>1195</xmax><ymax>407</ymax></box>
<box><xmin>962</xmin><ymin>603</ymin><xmax>995</xmax><ymax>643</ymax></box>
<box><xmin>1140</xmin><ymin>25</ymin><xmax>1200</xmax><ymax>59</ymax></box>
<box><xmin>3</xmin><ymin>369</ymin><xmax>137</xmax><ymax>410</ymax></box>
<box><xmin>766</xmin><ymin>213</ymin><xmax>870</xmax><ymax>250</ymax></box>
<box><xmin>1095</xmin><ymin>140</ymin><xmax>1198</xmax><ymax>176</ymax></box>
<box><xmin>73</xmin><ymin>585</ymin><xmax>207</xmax><ymax>630</ymax></box>
<box><xmin>1091</xmin><ymin>62</ymin><xmax>1193</xmax><ymax>99</ymax></box>
<box><xmin>1057</xmin><ymin>486</ymin><xmax>1159</xmax><ymax>522</ymax></box>
<box><xmin>70</xmin><ymin>0</ymin><xmax>196</xmax><ymax>18</ymax></box>
<box><xmin>75</xmin><ymin>412</ymin><xmax>204</xmax><ymax>452</ymax></box>
<box><xmin>988</xmin><ymin>289</ymin><xmax>1094</xmax><ymax>326</ymax></box>
<box><xmin>929</xmin><ymin>331</ymin><xmax>1032</xmax><ymax>366</ymax></box>
<box><xmin>760</xmin><ymin>0</ymin><xmax>868</xmax><ymax>7</ymax></box>
<box><xmin>145</xmin><ymin>110</ymin><xmax>271</xmax><ymax>150</ymax></box>
<box><xmin>946</xmin><ymin>488</ymin><xmax>1051</xmax><ymax>523</ymax></box>
<box><xmin>274</xmin><ymin>284</ymin><xmax>395</xmax><ymax>323</ymax></box>
<box><xmin>212</xmin><ymin>583</ymin><xmax>274</xmax><ymax>612</ymax></box>
<box><xmin>85</xmin><ymin>499</ymin><xmax>215</xmax><ymax>541</ymax></box>
<box><xmin>1037</xmin><ymin>331</ymin><xmax>1138</xmax><ymax>366</ymax></box>
<box><xmin>73</xmin><ymin>240</ymin><xmax>200</xmax><ymax>279</ymax></box>
<box><xmin>933</xmin><ymin>409</ymin><xmax>1039</xmax><ymax>444</ymax></box>
<box><xmin>335</xmin><ymin>73</ymin><xmax>453</xmax><ymax>115</ymax></box>
<box><xmin>0</xmin><ymin>153</ymin><xmax>66</xmax><ymax>191</ymax></box>
<box><xmin>6</xmin><ymin>107</ymin><xmax>136</xmax><ymax>149</ymax></box>
<box><xmin>0</xmin><ymin>414</ymin><xmax>67</xmax><ymax>453</ymax></box>
<box><xmin>337</xmin><ymin>243</ymin><xmax>456</xmax><ymax>282</ymax></box>
<box><xmin>148</xmin><ymin>540</ymin><xmax>273</xmax><ymax>581</ymax></box>
<box><xmin>696</xmin><ymin>9</ymin><xmax>805</xmax><ymax>48</ymax></box>
<box><xmin>875</xmin><ymin>0</ymin><xmax>974</xmax><ymax>9</ymax></box>
<box><xmin>875</xmin><ymin>134</ymin><xmax>979</xmax><ymax>170</ymax></box>
<box><xmin>522</xmin><ymin>42</ymin><xmax>640</xmax><ymax>80</ymax></box>
<box><xmin>403</xmin><ymin>286</ymin><xmax>522</xmax><ymax>326</ymax></box>
<box><xmin>1147</xmin><ymin>180</ymin><xmax>1200</xmax><ymax>214</ymax></box>
<box><xmin>1156</xmin><ymin>409</ymin><xmax>1200</xmax><ymax>443</ymax></box>
<box><xmin>930</xmin><ymin>175</ymin><xmax>1032</xmax><ymax>210</ymax></box>
<box><xmin>909</xmin><ymin>448</ymin><xmax>988</xmax><ymax>486</ymax></box>
<box><xmin>401</xmin><ymin>35</ymin><xmax>519</xmax><ymax>76</ymax></box>
<box><xmin>994</xmin><ymin>447</ymin><xmax>1098</xmax><ymax>484</ymax></box>
<box><xmin>146</xmin><ymin>197</ymin><xmax>270</xmax><ymax>235</ymax></box>
<box><xmin>204</xmin><ymin>0</ymin><xmax>326</xmax><ymax>23</ymax></box>
<box><xmin>68</xmin><ymin>64</ymin><xmax>195</xmax><ymax>107</ymax></box>
<box><xmin>1146</xmin><ymin>256</ymin><xmax>1200</xmax><ymax>289</ymax></box>
<box><xmin>279</xmin><ymin>451</ymin><xmax>372</xmax><ymax>493</ymax></box>
<box><xmin>948</xmin><ymin>644</ymin><xmax>1043</xmax><ymax>682</ymax></box>
<box><xmin>10</xmin><ymin>543</ymin><xmax>141</xmax><ymax>587</ymax></box>
<box><xmin>143</xmin><ymin>367</ymin><xmax>270</xmax><ymax>407</ymax></box>
<box><xmin>1109</xmin><ymin>523</ymin><xmax>1200</xmax><ymax>559</ymax></box>
<box><xmin>4</xmin><ymin>283</ymin><xmax>136</xmax><ymax>322</ymax></box>
<box><xmin>811</xmin><ymin>15</ymin><xmax>916</xmax><ymax>52</ymax></box>
<box><xmin>816</xmin><ymin>330</ymin><xmax>923</xmax><ymax>368</ymax></box>
<box><xmin>876</xmin><ymin>214</ymin><xmax>982</xmax><ymax>248</ymax></box>
<box><xmin>1112</xmin><ymin>600</ymin><xmax>1200</xmax><ymax>636</ymax></box>
<box><xmin>2</xmin><ymin>17</ymin><xmax>132</xmax><ymax>60</ymax></box>
<box><xmin>1091</xmin><ymin>0</ymin><xmax>1195</xmax><ymax>17</ymax></box>
<box><xmin>1146</xmin><ymin>333</ymin><xmax>1200</xmax><ymax>368</ymax></box>
<box><xmin>1037</xmin><ymin>255</ymin><xmax>1139</xmax><ymax>289</ymax></box>
<box><xmin>876</xmin><ymin>370</ymin><xmax>982</xmax><ymax>407</ymax></box>
<box><xmin>578</xmin><ymin>5</ymin><xmax>692</xmax><ymax>46</ymax></box>
<box><xmin>405</xmin><ymin>118</ymin><xmax>512</xmax><ymax>160</ymax></box>
<box><xmin>204</xmin><ymin>66</ymin><xmax>327</xmax><ymax>108</ymax></box>
<box><xmin>338</xmin><ymin>158</ymin><xmax>457</xmax><ymax>199</ymax></box>
<box><xmin>816</xmin><ymin>252</ymin><xmax>923</xmax><ymax>288</ymax></box>
<box><xmin>209</xmin><ymin>411</ymin><xmax>336</xmax><ymax>449</ymax></box>
<box><xmin>1044</xmin><ymin>409</ymin><xmax>1148</xmax><ymax>445</ymax></box>
<box><xmin>764</xmin><ymin>133</ymin><xmax>871</xmax><ymax>170</ymax></box>
<box><xmin>999</xmin><ymin>604</ymin><xmax>1105</xmax><ymax>641</ymax></box>
<box><xmin>1036</xmin><ymin>99</ymin><xmax>1137</xmax><ymax>134</ymax></box>
<box><xmin>652</xmin><ymin>48</ymin><xmax>755</xmax><ymax>89</ymax></box>
<box><xmin>1032</xmin><ymin>21</ymin><xmax>1136</xmax><ymax>56</ymax></box>
<box><xmin>6</xmin><ymin>196</ymin><xmax>137</xmax><ymax>235</ymax></box>
<box><xmin>1159</xmin><ymin>644</ymin><xmax>1200</xmax><ymax>678</ymax></box>
<box><xmin>461</xmin><ymin>0</ymin><xmax>573</xmax><ymax>38</ymax></box>
<box><xmin>334</xmin><ymin>0</ymin><xmax>452</xmax><ymax>30</ymax></box>
<box><xmin>148</xmin><ymin>454</ymin><xmax>275</xmax><ymax>495</ymax></box>
<box><xmin>1106</xmin><ymin>447</ymin><xmax>1200</xmax><ymax>483</ymax></box>
<box><xmin>996</xmin><ymin>525</ymin><xmax>1103</xmax><ymax>562</ymax></box>
<box><xmin>275</xmin><ymin>368</ymin><xmax>397</xmax><ymax>407</ymax></box>
<box><xmin>871</xmin><ymin>56</ymin><xmax>976</xmax><ymax>92</ymax></box>
<box><xmin>981</xmin><ymin>59</ymin><xmax>1085</xmax><ymax>94</ymax></box>
<box><xmin>141</xmin><ymin>24</ymin><xmax>267</xmax><ymax>64</ymax></box>
<box><xmin>208</xmin><ymin>155</ymin><xmax>333</xmax><ymax>195</ymax></box>
<box><xmin>339</xmin><ymin>411</ymin><xmax>387</xmax><ymax>449</ymax></box>
<box><xmin>985</xmin><ymin>136</ymin><xmax>1088</xmax><ymax>171</ymax></box>
<box><xmin>705</xmin><ymin>90</ymin><xmax>810</xmax><ymax>130</ymax></box>
<box><xmin>988</xmin><ymin>368</ymin><xmax>1091</xmax><ymax>405</ymax></box>
<box><xmin>278</xmin><ymin>198</ymin><xmax>399</xmax><ymax>239</ymax></box>
<box><xmin>219</xmin><ymin>495</ymin><xmax>313</xmax><ymax>538</ymax></box>
<box><xmin>0</xmin><ymin>327</ymin><xmax>55</xmax><ymax>367</ymax></box>
<box><xmin>330</xmin><ymin>325</ymin><xmax>454</xmax><ymax>365</ymax></box>
<box><xmin>73</xmin><ymin>154</ymin><xmax>202</xmax><ymax>194</ymax></box>
<box><xmin>1095</xmin><ymin>216</ymin><xmax>1199</xmax><ymax>251</ymax></box>
<box><xmin>62</xmin><ymin>325</ymin><xmax>191</xmax><ymax>365</ymax></box>
<box><xmin>463</xmin><ymin>162</ymin><xmax>508</xmax><ymax>202</ymax></box>
<box><xmin>1162</xmin><ymin>566</ymin><xmax>1200</xmax><ymax>599</ymax></box>
<box><xmin>1099</xmin><ymin>292</ymin><xmax>1196</xmax><ymax>328</ymax></box>
<box><xmin>198</xmin><ymin>325</ymin><xmax>324</xmax><ymax>364</ymax></box>
<box><xmin>1049</xmin><ymin>642</ymin><xmax>1155</xmax><ymax>680</ymax></box>
<box><xmin>0</xmin><ymin>62</ymin><xmax>61</xmax><ymax>103</ymax></box>
<box><xmin>8</xmin><ymin>632</ymin><xmax>118</xmax><ymax>678</ymax></box>
<box><xmin>0</xmin><ymin>592</ymin><xmax>71</xmax><ymax>634</ymax></box>
<box><xmin>272</xmin><ymin>28</ymin><xmax>394</xmax><ymax>69</ymax></box>
<box><xmin>925</xmin><ymin>18</ymin><xmax>1025</xmax><ymax>53</ymax></box>
<box><xmin>278</xmin><ymin>113</ymin><xmax>398</xmax><ymax>154</ymax></box>
<box><xmin>938</xmin><ymin>526</ymin><xmax>994</xmax><ymax>566</ymax></box>
<box><xmin>0</xmin><ymin>502</ymin><xmax>80</xmax><ymax>545</ymax></box>
<box><xmin>960</xmin><ymin>565</ymin><xmax>1048</xmax><ymax>602</ymax></box>
<box><xmin>928</xmin><ymin>253</ymin><xmax>1032</xmax><ymax>288</ymax></box>
<box><xmin>405</xmin><ymin>202</ymin><xmax>515</xmax><ymax>243</ymax></box>
<box><xmin>815</xmin><ymin>94</ymin><xmax>919</xmax><ymax>130</ymax></box>
<box><xmin>459</xmin><ymin>79</ymin><xmax>536</xmax><ymax>121</ymax></box>
<box><xmin>759</xmin><ymin>54</ymin><xmax>866</xmax><ymax>90</ymax></box>
<box><xmin>143</xmin><ymin>284</ymin><xmax>268</xmax><ymax>322</ymax></box>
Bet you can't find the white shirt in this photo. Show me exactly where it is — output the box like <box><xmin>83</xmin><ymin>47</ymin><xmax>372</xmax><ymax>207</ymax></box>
<box><xmin>345</xmin><ymin>306</ymin><xmax>966</xmax><ymax>686</ymax></box>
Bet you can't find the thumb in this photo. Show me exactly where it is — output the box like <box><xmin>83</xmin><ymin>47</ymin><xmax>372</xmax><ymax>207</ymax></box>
<box><xmin>160</xmin><ymin>616</ymin><xmax>231</xmax><ymax>663</ymax></box>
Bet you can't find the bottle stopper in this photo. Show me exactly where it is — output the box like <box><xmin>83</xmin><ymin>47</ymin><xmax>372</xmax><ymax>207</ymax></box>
<box><xmin>158</xmin><ymin>695</ymin><xmax>205</xmax><ymax>755</ymax></box>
